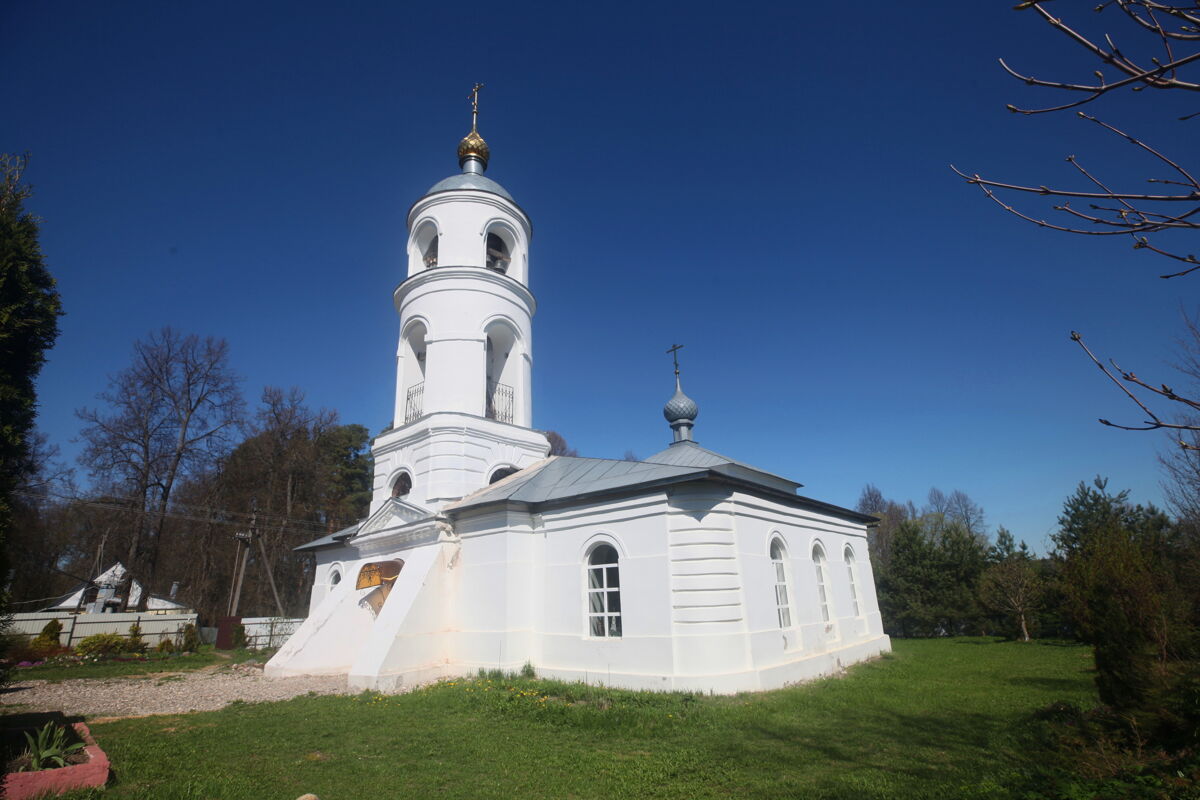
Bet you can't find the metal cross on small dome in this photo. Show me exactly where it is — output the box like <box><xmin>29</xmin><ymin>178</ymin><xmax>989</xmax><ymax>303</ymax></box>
<box><xmin>666</xmin><ymin>343</ymin><xmax>684</xmax><ymax>377</ymax></box>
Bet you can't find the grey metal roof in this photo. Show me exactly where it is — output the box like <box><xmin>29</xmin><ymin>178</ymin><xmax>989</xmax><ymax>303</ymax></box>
<box><xmin>294</xmin><ymin>520</ymin><xmax>361</xmax><ymax>553</ymax></box>
<box><xmin>425</xmin><ymin>173</ymin><xmax>513</xmax><ymax>201</ymax></box>
<box><xmin>445</xmin><ymin>451</ymin><xmax>872</xmax><ymax>524</ymax></box>
<box><xmin>445</xmin><ymin>456</ymin><xmax>702</xmax><ymax>513</ymax></box>
<box><xmin>644</xmin><ymin>441</ymin><xmax>802</xmax><ymax>492</ymax></box>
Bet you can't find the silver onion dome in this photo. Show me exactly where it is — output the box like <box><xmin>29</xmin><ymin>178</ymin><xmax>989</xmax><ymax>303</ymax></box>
<box><xmin>663</xmin><ymin>377</ymin><xmax>698</xmax><ymax>423</ymax></box>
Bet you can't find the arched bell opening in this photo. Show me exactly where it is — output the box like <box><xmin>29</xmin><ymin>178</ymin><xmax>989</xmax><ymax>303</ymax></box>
<box><xmin>400</xmin><ymin>322</ymin><xmax>428</xmax><ymax>425</ymax></box>
<box><xmin>411</xmin><ymin>221</ymin><xmax>438</xmax><ymax>271</ymax></box>
<box><xmin>485</xmin><ymin>230</ymin><xmax>512</xmax><ymax>274</ymax></box>
<box><xmin>484</xmin><ymin>321</ymin><xmax>519</xmax><ymax>424</ymax></box>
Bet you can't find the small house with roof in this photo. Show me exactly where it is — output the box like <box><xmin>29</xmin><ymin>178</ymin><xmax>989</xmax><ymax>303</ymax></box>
<box><xmin>265</xmin><ymin>93</ymin><xmax>890</xmax><ymax>692</ymax></box>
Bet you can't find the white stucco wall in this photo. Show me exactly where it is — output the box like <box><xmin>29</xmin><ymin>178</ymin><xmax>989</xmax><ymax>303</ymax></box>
<box><xmin>281</xmin><ymin>481</ymin><xmax>890</xmax><ymax>694</ymax></box>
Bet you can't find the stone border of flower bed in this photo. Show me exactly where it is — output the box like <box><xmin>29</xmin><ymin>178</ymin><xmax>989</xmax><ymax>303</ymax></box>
<box><xmin>4</xmin><ymin>722</ymin><xmax>109</xmax><ymax>799</ymax></box>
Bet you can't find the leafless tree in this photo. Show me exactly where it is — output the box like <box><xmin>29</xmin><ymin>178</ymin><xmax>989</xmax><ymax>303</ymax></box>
<box><xmin>954</xmin><ymin>1</ymin><xmax>1200</xmax><ymax>447</ymax></box>
<box><xmin>77</xmin><ymin>328</ymin><xmax>243</xmax><ymax>606</ymax></box>
<box><xmin>856</xmin><ymin>484</ymin><xmax>917</xmax><ymax>570</ymax></box>
<box><xmin>544</xmin><ymin>430</ymin><xmax>578</xmax><ymax>457</ymax></box>
<box><xmin>979</xmin><ymin>557</ymin><xmax>1046</xmax><ymax>642</ymax></box>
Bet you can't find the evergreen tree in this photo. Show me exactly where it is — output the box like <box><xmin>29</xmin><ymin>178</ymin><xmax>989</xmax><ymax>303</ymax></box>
<box><xmin>0</xmin><ymin>153</ymin><xmax>62</xmax><ymax>679</ymax></box>
<box><xmin>1054</xmin><ymin>478</ymin><xmax>1198</xmax><ymax>745</ymax></box>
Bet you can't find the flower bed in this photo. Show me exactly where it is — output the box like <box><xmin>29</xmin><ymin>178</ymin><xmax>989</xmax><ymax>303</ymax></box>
<box><xmin>3</xmin><ymin>722</ymin><xmax>109</xmax><ymax>799</ymax></box>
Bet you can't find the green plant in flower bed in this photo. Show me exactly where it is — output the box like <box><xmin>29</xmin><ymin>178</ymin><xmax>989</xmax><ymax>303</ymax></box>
<box><xmin>126</xmin><ymin>623</ymin><xmax>146</xmax><ymax>654</ymax></box>
<box><xmin>28</xmin><ymin>620</ymin><xmax>65</xmax><ymax>659</ymax></box>
<box><xmin>58</xmin><ymin>639</ymin><xmax>1111</xmax><ymax>800</ymax></box>
<box><xmin>74</xmin><ymin>633</ymin><xmax>132</xmax><ymax>658</ymax></box>
<box><xmin>180</xmin><ymin>623</ymin><xmax>201</xmax><ymax>653</ymax></box>
<box><xmin>20</xmin><ymin>721</ymin><xmax>85</xmax><ymax>771</ymax></box>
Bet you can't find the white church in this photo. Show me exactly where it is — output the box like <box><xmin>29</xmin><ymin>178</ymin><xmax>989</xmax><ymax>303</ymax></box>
<box><xmin>265</xmin><ymin>96</ymin><xmax>891</xmax><ymax>693</ymax></box>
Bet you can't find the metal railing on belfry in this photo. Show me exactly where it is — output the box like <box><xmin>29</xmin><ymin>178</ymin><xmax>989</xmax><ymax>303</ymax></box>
<box><xmin>486</xmin><ymin>381</ymin><xmax>514</xmax><ymax>424</ymax></box>
<box><xmin>405</xmin><ymin>382</ymin><xmax>424</xmax><ymax>424</ymax></box>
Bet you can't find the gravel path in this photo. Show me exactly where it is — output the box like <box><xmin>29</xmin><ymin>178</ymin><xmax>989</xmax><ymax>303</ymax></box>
<box><xmin>0</xmin><ymin>665</ymin><xmax>353</xmax><ymax>719</ymax></box>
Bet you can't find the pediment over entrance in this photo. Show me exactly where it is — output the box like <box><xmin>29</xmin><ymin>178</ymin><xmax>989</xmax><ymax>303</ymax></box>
<box><xmin>354</xmin><ymin>498</ymin><xmax>433</xmax><ymax>538</ymax></box>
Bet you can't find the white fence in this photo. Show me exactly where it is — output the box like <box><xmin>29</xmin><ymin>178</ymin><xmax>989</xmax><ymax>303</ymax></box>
<box><xmin>240</xmin><ymin>617</ymin><xmax>303</xmax><ymax>649</ymax></box>
<box><xmin>8</xmin><ymin>611</ymin><xmax>198</xmax><ymax>648</ymax></box>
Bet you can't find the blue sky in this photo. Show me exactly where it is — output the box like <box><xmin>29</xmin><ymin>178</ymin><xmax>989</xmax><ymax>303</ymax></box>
<box><xmin>5</xmin><ymin>1</ymin><xmax>1194</xmax><ymax>553</ymax></box>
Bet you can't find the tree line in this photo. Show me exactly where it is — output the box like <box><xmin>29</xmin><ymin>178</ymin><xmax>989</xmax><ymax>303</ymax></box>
<box><xmin>861</xmin><ymin>475</ymin><xmax>1200</xmax><ymax>791</ymax></box>
<box><xmin>11</xmin><ymin>328</ymin><xmax>373</xmax><ymax>622</ymax></box>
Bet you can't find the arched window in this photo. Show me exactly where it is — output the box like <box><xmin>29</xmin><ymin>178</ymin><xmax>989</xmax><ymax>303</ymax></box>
<box><xmin>489</xmin><ymin>466</ymin><xmax>519</xmax><ymax>484</ymax></box>
<box><xmin>391</xmin><ymin>472</ymin><xmax>412</xmax><ymax>498</ymax></box>
<box><xmin>813</xmin><ymin>544</ymin><xmax>832</xmax><ymax>623</ymax></box>
<box><xmin>770</xmin><ymin>538</ymin><xmax>792</xmax><ymax>629</ymax></box>
<box><xmin>329</xmin><ymin>569</ymin><xmax>342</xmax><ymax>587</ymax></box>
<box><xmin>486</xmin><ymin>231</ymin><xmax>511</xmax><ymax>273</ymax></box>
<box><xmin>844</xmin><ymin>546</ymin><xmax>861</xmax><ymax>617</ymax></box>
<box><xmin>586</xmin><ymin>543</ymin><xmax>621</xmax><ymax>638</ymax></box>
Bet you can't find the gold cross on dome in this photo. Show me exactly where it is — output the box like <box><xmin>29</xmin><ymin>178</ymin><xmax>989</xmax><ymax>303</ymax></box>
<box><xmin>666</xmin><ymin>343</ymin><xmax>684</xmax><ymax>376</ymax></box>
<box><xmin>469</xmin><ymin>83</ymin><xmax>484</xmax><ymax>131</ymax></box>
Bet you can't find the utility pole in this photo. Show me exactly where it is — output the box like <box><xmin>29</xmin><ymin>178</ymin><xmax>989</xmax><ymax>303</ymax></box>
<box><xmin>255</xmin><ymin>515</ymin><xmax>287</xmax><ymax>617</ymax></box>
<box><xmin>228</xmin><ymin>527</ymin><xmax>252</xmax><ymax>617</ymax></box>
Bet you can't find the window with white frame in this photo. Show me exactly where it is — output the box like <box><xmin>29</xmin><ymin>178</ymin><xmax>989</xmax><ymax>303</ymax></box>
<box><xmin>770</xmin><ymin>538</ymin><xmax>792</xmax><ymax>629</ymax></box>
<box><xmin>844</xmin><ymin>546</ymin><xmax>861</xmax><ymax>617</ymax></box>
<box><xmin>813</xmin><ymin>544</ymin><xmax>832</xmax><ymax>623</ymax></box>
<box><xmin>586</xmin><ymin>543</ymin><xmax>621</xmax><ymax>638</ymax></box>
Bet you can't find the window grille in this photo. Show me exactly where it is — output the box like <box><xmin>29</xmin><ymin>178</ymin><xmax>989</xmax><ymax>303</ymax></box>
<box><xmin>813</xmin><ymin>546</ymin><xmax>831</xmax><ymax>623</ymax></box>
<box><xmin>405</xmin><ymin>382</ymin><xmax>424</xmax><ymax>424</ymax></box>
<box><xmin>486</xmin><ymin>381</ymin><xmax>514</xmax><ymax>424</ymax></box>
<box><xmin>845</xmin><ymin>547</ymin><xmax>861</xmax><ymax>617</ymax></box>
<box><xmin>770</xmin><ymin>539</ymin><xmax>792</xmax><ymax>629</ymax></box>
<box><xmin>586</xmin><ymin>544</ymin><xmax>621</xmax><ymax>637</ymax></box>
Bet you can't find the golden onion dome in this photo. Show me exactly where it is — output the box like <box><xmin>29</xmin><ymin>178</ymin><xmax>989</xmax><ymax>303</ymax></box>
<box><xmin>457</xmin><ymin>128</ymin><xmax>489</xmax><ymax>169</ymax></box>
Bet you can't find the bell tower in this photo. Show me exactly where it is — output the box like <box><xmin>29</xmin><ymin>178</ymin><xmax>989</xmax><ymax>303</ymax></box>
<box><xmin>370</xmin><ymin>86</ymin><xmax>550</xmax><ymax>513</ymax></box>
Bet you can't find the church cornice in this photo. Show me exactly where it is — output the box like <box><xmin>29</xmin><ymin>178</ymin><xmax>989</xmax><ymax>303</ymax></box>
<box><xmin>407</xmin><ymin>190</ymin><xmax>532</xmax><ymax>236</ymax></box>
<box><xmin>393</xmin><ymin>266</ymin><xmax>536</xmax><ymax>314</ymax></box>
<box><xmin>372</xmin><ymin>410</ymin><xmax>549</xmax><ymax>454</ymax></box>
<box><xmin>445</xmin><ymin>469</ymin><xmax>877</xmax><ymax>527</ymax></box>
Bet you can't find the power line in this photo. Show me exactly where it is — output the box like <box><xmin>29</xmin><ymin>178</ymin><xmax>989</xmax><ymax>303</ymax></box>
<box><xmin>11</xmin><ymin>488</ymin><xmax>350</xmax><ymax>539</ymax></box>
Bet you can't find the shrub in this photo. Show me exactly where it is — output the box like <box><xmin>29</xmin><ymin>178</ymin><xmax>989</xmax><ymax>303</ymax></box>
<box><xmin>126</xmin><ymin>622</ymin><xmax>146</xmax><ymax>653</ymax></box>
<box><xmin>28</xmin><ymin>638</ymin><xmax>64</xmax><ymax>659</ymax></box>
<box><xmin>232</xmin><ymin>624</ymin><xmax>247</xmax><ymax>649</ymax></box>
<box><xmin>180</xmin><ymin>623</ymin><xmax>201</xmax><ymax>652</ymax></box>
<box><xmin>156</xmin><ymin>638</ymin><xmax>175</xmax><ymax>654</ymax></box>
<box><xmin>75</xmin><ymin>633</ymin><xmax>130</xmax><ymax>658</ymax></box>
<box><xmin>37</xmin><ymin>619</ymin><xmax>63</xmax><ymax>639</ymax></box>
<box><xmin>29</xmin><ymin>618</ymin><xmax>65</xmax><ymax>657</ymax></box>
<box><xmin>4</xmin><ymin>634</ymin><xmax>46</xmax><ymax>663</ymax></box>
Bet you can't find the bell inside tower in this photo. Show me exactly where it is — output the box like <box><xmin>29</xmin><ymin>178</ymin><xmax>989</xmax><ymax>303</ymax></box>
<box><xmin>485</xmin><ymin>231</ymin><xmax>510</xmax><ymax>273</ymax></box>
<box><xmin>413</xmin><ymin>221</ymin><xmax>438</xmax><ymax>269</ymax></box>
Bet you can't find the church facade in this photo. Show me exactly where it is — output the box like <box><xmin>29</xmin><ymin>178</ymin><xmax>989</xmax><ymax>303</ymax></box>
<box><xmin>265</xmin><ymin>103</ymin><xmax>891</xmax><ymax>693</ymax></box>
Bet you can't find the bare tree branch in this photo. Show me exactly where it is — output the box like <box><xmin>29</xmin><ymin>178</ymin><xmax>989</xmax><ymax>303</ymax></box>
<box><xmin>957</xmin><ymin>3</ymin><xmax>1200</xmax><ymax>269</ymax></box>
<box><xmin>1071</xmin><ymin>330</ymin><xmax>1200</xmax><ymax>448</ymax></box>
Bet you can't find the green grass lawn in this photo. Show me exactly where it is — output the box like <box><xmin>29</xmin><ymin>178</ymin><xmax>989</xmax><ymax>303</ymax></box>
<box><xmin>12</xmin><ymin>647</ymin><xmax>266</xmax><ymax>682</ymax></box>
<box><xmin>48</xmin><ymin>638</ymin><xmax>1096</xmax><ymax>800</ymax></box>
